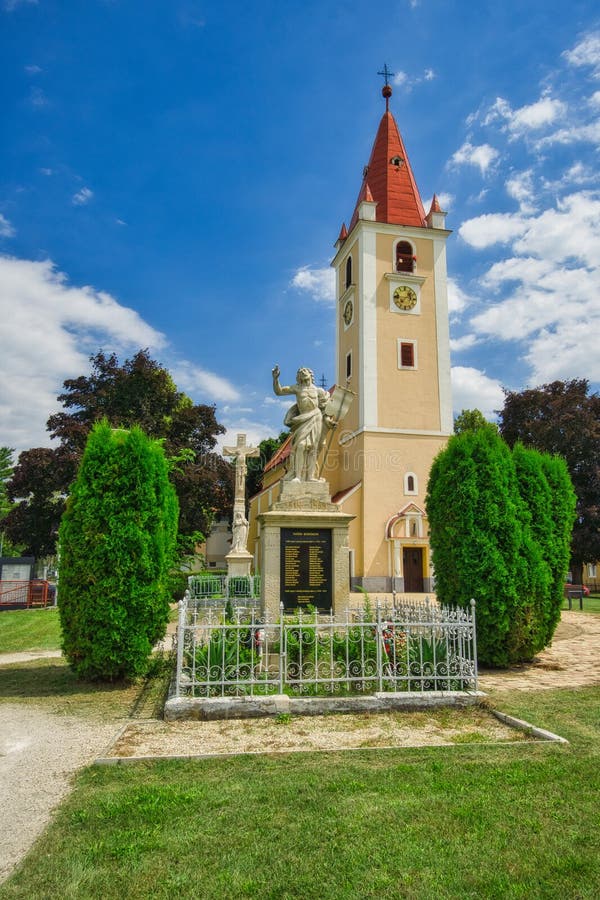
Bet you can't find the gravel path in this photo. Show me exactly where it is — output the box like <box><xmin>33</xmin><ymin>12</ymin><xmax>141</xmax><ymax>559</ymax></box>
<box><xmin>0</xmin><ymin>703</ymin><xmax>118</xmax><ymax>883</ymax></box>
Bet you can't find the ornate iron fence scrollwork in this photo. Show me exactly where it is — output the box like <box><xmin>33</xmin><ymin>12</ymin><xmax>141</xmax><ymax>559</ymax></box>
<box><xmin>174</xmin><ymin>596</ymin><xmax>478</xmax><ymax>698</ymax></box>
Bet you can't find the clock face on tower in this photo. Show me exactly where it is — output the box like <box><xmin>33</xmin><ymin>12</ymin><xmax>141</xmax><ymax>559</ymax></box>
<box><xmin>393</xmin><ymin>285</ymin><xmax>418</xmax><ymax>311</ymax></box>
<box><xmin>343</xmin><ymin>299</ymin><xmax>353</xmax><ymax>325</ymax></box>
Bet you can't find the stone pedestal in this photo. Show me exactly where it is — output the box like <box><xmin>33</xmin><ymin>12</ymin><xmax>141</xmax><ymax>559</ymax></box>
<box><xmin>225</xmin><ymin>549</ymin><xmax>253</xmax><ymax>578</ymax></box>
<box><xmin>259</xmin><ymin>479</ymin><xmax>354</xmax><ymax>619</ymax></box>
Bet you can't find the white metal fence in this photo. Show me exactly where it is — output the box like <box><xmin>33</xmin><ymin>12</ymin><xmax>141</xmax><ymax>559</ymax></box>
<box><xmin>187</xmin><ymin>574</ymin><xmax>260</xmax><ymax>608</ymax></box>
<box><xmin>174</xmin><ymin>597</ymin><xmax>478</xmax><ymax>698</ymax></box>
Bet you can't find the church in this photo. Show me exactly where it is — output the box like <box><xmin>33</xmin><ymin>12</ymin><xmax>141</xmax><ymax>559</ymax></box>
<box><xmin>248</xmin><ymin>79</ymin><xmax>453</xmax><ymax>595</ymax></box>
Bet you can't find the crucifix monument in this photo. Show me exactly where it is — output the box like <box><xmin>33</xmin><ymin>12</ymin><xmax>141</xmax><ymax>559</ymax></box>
<box><xmin>223</xmin><ymin>433</ymin><xmax>259</xmax><ymax>577</ymax></box>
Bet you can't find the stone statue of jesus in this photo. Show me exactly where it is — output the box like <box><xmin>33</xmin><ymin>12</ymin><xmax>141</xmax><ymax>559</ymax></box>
<box><xmin>272</xmin><ymin>365</ymin><xmax>334</xmax><ymax>482</ymax></box>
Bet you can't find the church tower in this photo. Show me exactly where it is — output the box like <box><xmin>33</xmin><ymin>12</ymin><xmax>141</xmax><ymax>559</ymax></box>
<box><xmin>328</xmin><ymin>77</ymin><xmax>452</xmax><ymax>592</ymax></box>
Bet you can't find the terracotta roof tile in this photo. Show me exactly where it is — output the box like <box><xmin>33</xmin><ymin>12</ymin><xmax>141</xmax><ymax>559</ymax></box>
<box><xmin>428</xmin><ymin>193</ymin><xmax>444</xmax><ymax>214</ymax></box>
<box><xmin>337</xmin><ymin>222</ymin><xmax>348</xmax><ymax>242</ymax></box>
<box><xmin>349</xmin><ymin>110</ymin><xmax>426</xmax><ymax>232</ymax></box>
<box><xmin>263</xmin><ymin>434</ymin><xmax>292</xmax><ymax>474</ymax></box>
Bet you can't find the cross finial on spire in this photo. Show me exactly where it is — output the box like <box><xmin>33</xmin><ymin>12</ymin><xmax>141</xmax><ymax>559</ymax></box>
<box><xmin>377</xmin><ymin>64</ymin><xmax>395</xmax><ymax>111</ymax></box>
<box><xmin>377</xmin><ymin>64</ymin><xmax>394</xmax><ymax>86</ymax></box>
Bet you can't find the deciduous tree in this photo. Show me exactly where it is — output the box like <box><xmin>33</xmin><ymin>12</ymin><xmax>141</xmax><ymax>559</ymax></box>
<box><xmin>5</xmin><ymin>351</ymin><xmax>233</xmax><ymax>558</ymax></box>
<box><xmin>498</xmin><ymin>380</ymin><xmax>600</xmax><ymax>583</ymax></box>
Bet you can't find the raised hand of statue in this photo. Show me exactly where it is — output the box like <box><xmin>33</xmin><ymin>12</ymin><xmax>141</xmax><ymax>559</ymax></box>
<box><xmin>272</xmin><ymin>364</ymin><xmax>280</xmax><ymax>380</ymax></box>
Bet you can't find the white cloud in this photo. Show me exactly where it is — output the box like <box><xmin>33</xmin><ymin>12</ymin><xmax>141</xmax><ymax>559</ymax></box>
<box><xmin>542</xmin><ymin>162</ymin><xmax>599</xmax><ymax>190</ymax></box>
<box><xmin>290</xmin><ymin>265</ymin><xmax>335</xmax><ymax>303</ymax></box>
<box><xmin>171</xmin><ymin>361</ymin><xmax>240</xmax><ymax>404</ymax></box>
<box><xmin>508</xmin><ymin>96</ymin><xmax>566</xmax><ymax>133</ymax></box>
<box><xmin>505</xmin><ymin>169</ymin><xmax>536</xmax><ymax>212</ymax></box>
<box><xmin>0</xmin><ymin>256</ymin><xmax>166</xmax><ymax>450</ymax></box>
<box><xmin>72</xmin><ymin>187</ymin><xmax>93</xmax><ymax>206</ymax></box>
<box><xmin>563</xmin><ymin>31</ymin><xmax>600</xmax><ymax>77</ymax></box>
<box><xmin>449</xmin><ymin>333</ymin><xmax>479</xmax><ymax>352</ymax></box>
<box><xmin>24</xmin><ymin>64</ymin><xmax>42</xmax><ymax>75</ymax></box>
<box><xmin>461</xmin><ymin>189</ymin><xmax>600</xmax><ymax>386</ymax></box>
<box><xmin>468</xmin><ymin>188</ymin><xmax>489</xmax><ymax>204</ymax></box>
<box><xmin>458</xmin><ymin>211</ymin><xmax>527</xmax><ymax>248</ymax></box>
<box><xmin>589</xmin><ymin>91</ymin><xmax>600</xmax><ymax>109</ymax></box>
<box><xmin>526</xmin><ymin>316</ymin><xmax>600</xmax><ymax>383</ymax></box>
<box><xmin>466</xmin><ymin>192</ymin><xmax>600</xmax><ymax>267</ymax></box>
<box><xmin>480</xmin><ymin>93</ymin><xmax>567</xmax><ymax>140</ymax></box>
<box><xmin>446</xmin><ymin>276</ymin><xmax>472</xmax><ymax>316</ymax></box>
<box><xmin>513</xmin><ymin>191</ymin><xmax>600</xmax><ymax>266</ymax></box>
<box><xmin>535</xmin><ymin>121</ymin><xmax>600</xmax><ymax>147</ymax></box>
<box><xmin>482</xmin><ymin>256</ymin><xmax>554</xmax><ymax>289</ymax></box>
<box><xmin>0</xmin><ymin>214</ymin><xmax>15</xmax><ymax>238</ymax></box>
<box><xmin>392</xmin><ymin>68</ymin><xmax>435</xmax><ymax>90</ymax></box>
<box><xmin>449</xmin><ymin>141</ymin><xmax>499</xmax><ymax>175</ymax></box>
<box><xmin>451</xmin><ymin>367</ymin><xmax>504</xmax><ymax>420</ymax></box>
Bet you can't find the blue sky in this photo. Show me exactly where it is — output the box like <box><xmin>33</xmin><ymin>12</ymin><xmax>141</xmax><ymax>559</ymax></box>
<box><xmin>1</xmin><ymin>0</ymin><xmax>599</xmax><ymax>452</ymax></box>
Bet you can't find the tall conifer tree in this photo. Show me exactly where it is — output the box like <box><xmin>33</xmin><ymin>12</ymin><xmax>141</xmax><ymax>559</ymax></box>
<box><xmin>59</xmin><ymin>421</ymin><xmax>178</xmax><ymax>681</ymax></box>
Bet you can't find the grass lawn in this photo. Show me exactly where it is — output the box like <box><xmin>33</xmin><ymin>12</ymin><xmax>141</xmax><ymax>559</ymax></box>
<box><xmin>562</xmin><ymin>593</ymin><xmax>600</xmax><ymax>614</ymax></box>
<box><xmin>0</xmin><ymin>653</ymin><xmax>173</xmax><ymax>720</ymax></box>
<box><xmin>0</xmin><ymin>607</ymin><xmax>62</xmax><ymax>653</ymax></box>
<box><xmin>1</xmin><ymin>685</ymin><xmax>599</xmax><ymax>899</ymax></box>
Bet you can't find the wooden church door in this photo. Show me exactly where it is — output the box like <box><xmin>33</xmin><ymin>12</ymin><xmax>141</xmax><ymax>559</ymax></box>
<box><xmin>403</xmin><ymin>547</ymin><xmax>424</xmax><ymax>592</ymax></box>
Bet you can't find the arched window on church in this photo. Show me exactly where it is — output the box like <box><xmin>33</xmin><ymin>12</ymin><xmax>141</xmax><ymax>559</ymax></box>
<box><xmin>345</xmin><ymin>256</ymin><xmax>352</xmax><ymax>289</ymax></box>
<box><xmin>404</xmin><ymin>472</ymin><xmax>418</xmax><ymax>495</ymax></box>
<box><xmin>396</xmin><ymin>240</ymin><xmax>415</xmax><ymax>273</ymax></box>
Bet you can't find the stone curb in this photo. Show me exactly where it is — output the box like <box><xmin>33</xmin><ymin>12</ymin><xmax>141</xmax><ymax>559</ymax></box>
<box><xmin>490</xmin><ymin>709</ymin><xmax>569</xmax><ymax>743</ymax></box>
<box><xmin>164</xmin><ymin>690</ymin><xmax>486</xmax><ymax>721</ymax></box>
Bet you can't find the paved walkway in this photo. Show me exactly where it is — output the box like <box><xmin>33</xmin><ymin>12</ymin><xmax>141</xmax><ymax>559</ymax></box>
<box><xmin>478</xmin><ymin>611</ymin><xmax>600</xmax><ymax>692</ymax></box>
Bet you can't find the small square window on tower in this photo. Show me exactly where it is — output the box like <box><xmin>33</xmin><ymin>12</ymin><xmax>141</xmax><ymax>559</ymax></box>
<box><xmin>398</xmin><ymin>339</ymin><xmax>417</xmax><ymax>369</ymax></box>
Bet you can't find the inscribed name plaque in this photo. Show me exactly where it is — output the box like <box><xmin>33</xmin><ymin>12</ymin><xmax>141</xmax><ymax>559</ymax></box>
<box><xmin>280</xmin><ymin>528</ymin><xmax>332</xmax><ymax>611</ymax></box>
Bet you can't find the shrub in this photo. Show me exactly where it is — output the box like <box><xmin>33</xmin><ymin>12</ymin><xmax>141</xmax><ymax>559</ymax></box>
<box><xmin>426</xmin><ymin>428</ymin><xmax>527</xmax><ymax>666</ymax></box>
<box><xmin>59</xmin><ymin>421</ymin><xmax>178</xmax><ymax>681</ymax></box>
<box><xmin>426</xmin><ymin>429</ymin><xmax>575</xmax><ymax>667</ymax></box>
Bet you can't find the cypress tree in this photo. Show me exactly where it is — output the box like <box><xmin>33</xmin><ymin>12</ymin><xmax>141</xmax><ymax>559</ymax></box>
<box><xmin>427</xmin><ymin>428</ymin><xmax>528</xmax><ymax>666</ymax></box>
<box><xmin>538</xmin><ymin>452</ymin><xmax>577</xmax><ymax>643</ymax></box>
<box><xmin>427</xmin><ymin>429</ymin><xmax>576</xmax><ymax>667</ymax></box>
<box><xmin>59</xmin><ymin>421</ymin><xmax>178</xmax><ymax>681</ymax></box>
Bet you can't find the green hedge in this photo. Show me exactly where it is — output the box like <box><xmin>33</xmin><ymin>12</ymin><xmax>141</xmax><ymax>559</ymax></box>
<box><xmin>59</xmin><ymin>421</ymin><xmax>178</xmax><ymax>681</ymax></box>
<box><xmin>427</xmin><ymin>428</ymin><xmax>575</xmax><ymax>667</ymax></box>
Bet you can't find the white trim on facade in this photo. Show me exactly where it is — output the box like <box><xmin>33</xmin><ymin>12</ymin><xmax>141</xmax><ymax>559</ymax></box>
<box><xmin>339</xmin><ymin>425</ymin><xmax>451</xmax><ymax>444</ymax></box>
<box><xmin>432</xmin><ymin>237</ymin><xmax>453</xmax><ymax>434</ymax></box>
<box><xmin>360</xmin><ymin>228</ymin><xmax>378</xmax><ymax>429</ymax></box>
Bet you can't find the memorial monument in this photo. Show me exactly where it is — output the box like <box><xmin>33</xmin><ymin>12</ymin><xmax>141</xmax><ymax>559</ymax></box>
<box><xmin>223</xmin><ymin>433</ymin><xmax>259</xmax><ymax>577</ymax></box>
<box><xmin>259</xmin><ymin>366</ymin><xmax>354</xmax><ymax>618</ymax></box>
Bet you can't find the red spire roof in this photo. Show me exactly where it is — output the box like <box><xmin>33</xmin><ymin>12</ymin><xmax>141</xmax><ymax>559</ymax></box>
<box><xmin>337</xmin><ymin>222</ymin><xmax>348</xmax><ymax>242</ymax></box>
<box><xmin>429</xmin><ymin>193</ymin><xmax>443</xmax><ymax>214</ymax></box>
<box><xmin>349</xmin><ymin>108</ymin><xmax>426</xmax><ymax>231</ymax></box>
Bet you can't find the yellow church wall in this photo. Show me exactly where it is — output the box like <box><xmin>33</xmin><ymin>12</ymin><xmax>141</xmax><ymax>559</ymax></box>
<box><xmin>374</xmin><ymin>232</ymin><xmax>442</xmax><ymax>432</ymax></box>
<box><xmin>354</xmin><ymin>431</ymin><xmax>447</xmax><ymax>579</ymax></box>
<box><xmin>335</xmin><ymin>484</ymin><xmax>364</xmax><ymax>581</ymax></box>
